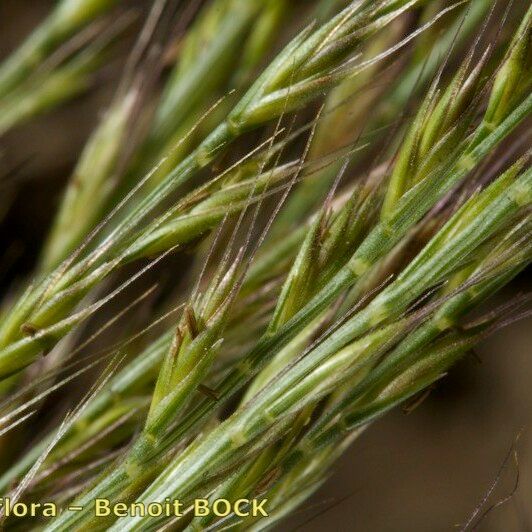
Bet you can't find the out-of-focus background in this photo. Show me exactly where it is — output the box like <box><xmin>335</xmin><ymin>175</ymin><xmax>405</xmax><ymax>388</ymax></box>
<box><xmin>1</xmin><ymin>2</ymin><xmax>530</xmax><ymax>531</ymax></box>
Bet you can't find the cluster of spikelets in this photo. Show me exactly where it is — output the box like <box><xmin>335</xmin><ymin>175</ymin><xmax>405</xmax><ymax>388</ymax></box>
<box><xmin>0</xmin><ymin>0</ymin><xmax>530</xmax><ymax>529</ymax></box>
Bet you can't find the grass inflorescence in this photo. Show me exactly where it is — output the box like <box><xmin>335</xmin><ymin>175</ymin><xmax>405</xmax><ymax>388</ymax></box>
<box><xmin>0</xmin><ymin>0</ymin><xmax>530</xmax><ymax>530</ymax></box>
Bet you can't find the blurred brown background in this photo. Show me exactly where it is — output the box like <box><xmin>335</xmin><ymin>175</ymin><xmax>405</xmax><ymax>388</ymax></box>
<box><xmin>1</xmin><ymin>2</ymin><xmax>531</xmax><ymax>531</ymax></box>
